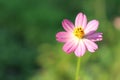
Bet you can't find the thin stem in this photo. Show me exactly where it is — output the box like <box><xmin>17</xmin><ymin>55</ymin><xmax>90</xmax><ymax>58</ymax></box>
<box><xmin>75</xmin><ymin>57</ymin><xmax>81</xmax><ymax>80</ymax></box>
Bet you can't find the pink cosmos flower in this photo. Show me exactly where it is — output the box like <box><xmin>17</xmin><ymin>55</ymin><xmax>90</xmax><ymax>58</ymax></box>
<box><xmin>56</xmin><ymin>12</ymin><xmax>103</xmax><ymax>57</ymax></box>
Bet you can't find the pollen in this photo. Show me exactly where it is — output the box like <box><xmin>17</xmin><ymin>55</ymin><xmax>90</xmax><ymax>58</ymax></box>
<box><xmin>73</xmin><ymin>27</ymin><xmax>84</xmax><ymax>39</ymax></box>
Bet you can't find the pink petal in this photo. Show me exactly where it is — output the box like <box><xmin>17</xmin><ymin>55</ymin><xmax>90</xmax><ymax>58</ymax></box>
<box><xmin>85</xmin><ymin>20</ymin><xmax>99</xmax><ymax>34</ymax></box>
<box><xmin>86</xmin><ymin>32</ymin><xmax>103</xmax><ymax>42</ymax></box>
<box><xmin>56</xmin><ymin>32</ymin><xmax>72</xmax><ymax>42</ymax></box>
<box><xmin>74</xmin><ymin>40</ymin><xmax>86</xmax><ymax>57</ymax></box>
<box><xmin>62</xmin><ymin>19</ymin><xmax>74</xmax><ymax>32</ymax></box>
<box><xmin>63</xmin><ymin>39</ymin><xmax>78</xmax><ymax>54</ymax></box>
<box><xmin>83</xmin><ymin>39</ymin><xmax>98</xmax><ymax>52</ymax></box>
<box><xmin>75</xmin><ymin>12</ymin><xmax>87</xmax><ymax>29</ymax></box>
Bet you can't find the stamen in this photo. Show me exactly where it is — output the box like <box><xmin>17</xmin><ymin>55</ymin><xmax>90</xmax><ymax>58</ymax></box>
<box><xmin>73</xmin><ymin>27</ymin><xmax>84</xmax><ymax>39</ymax></box>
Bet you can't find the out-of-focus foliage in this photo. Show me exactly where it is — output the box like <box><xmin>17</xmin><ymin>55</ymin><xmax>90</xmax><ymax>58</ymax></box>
<box><xmin>0</xmin><ymin>0</ymin><xmax>120</xmax><ymax>80</ymax></box>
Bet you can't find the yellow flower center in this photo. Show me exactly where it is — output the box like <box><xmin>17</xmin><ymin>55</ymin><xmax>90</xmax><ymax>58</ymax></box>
<box><xmin>73</xmin><ymin>27</ymin><xmax>84</xmax><ymax>39</ymax></box>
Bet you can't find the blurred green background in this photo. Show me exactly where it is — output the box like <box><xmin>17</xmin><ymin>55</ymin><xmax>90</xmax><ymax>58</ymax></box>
<box><xmin>0</xmin><ymin>0</ymin><xmax>120</xmax><ymax>80</ymax></box>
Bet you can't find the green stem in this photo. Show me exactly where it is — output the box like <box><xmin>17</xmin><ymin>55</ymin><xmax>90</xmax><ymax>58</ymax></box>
<box><xmin>75</xmin><ymin>57</ymin><xmax>81</xmax><ymax>80</ymax></box>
